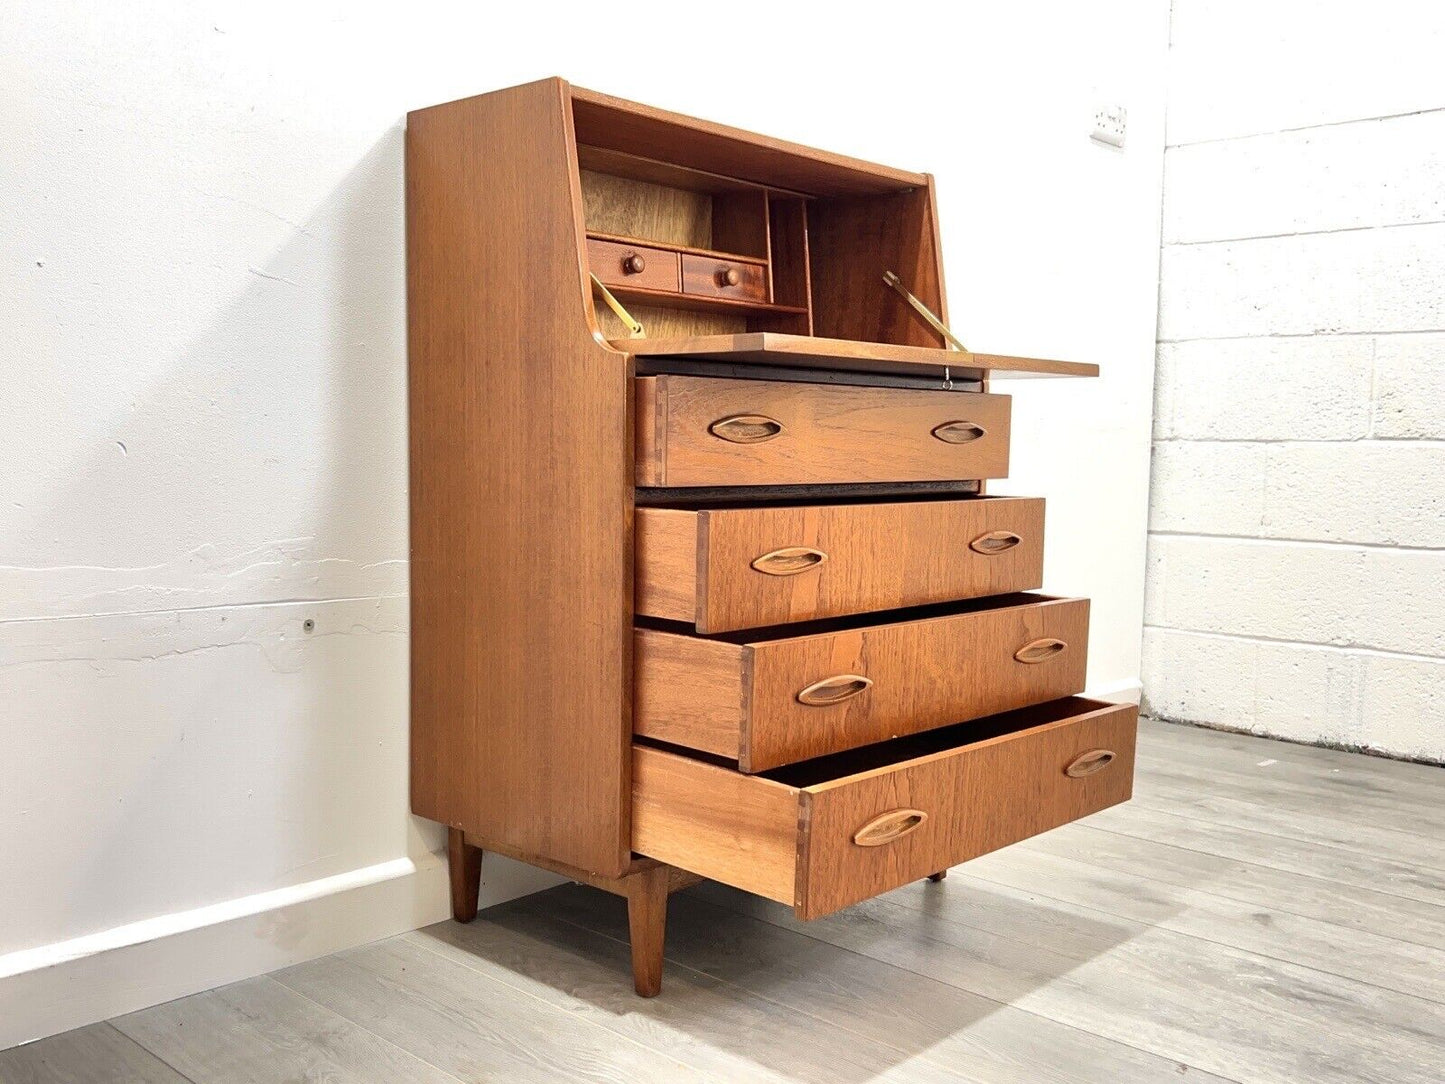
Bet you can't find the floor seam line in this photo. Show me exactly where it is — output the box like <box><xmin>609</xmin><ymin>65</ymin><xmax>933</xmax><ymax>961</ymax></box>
<box><xmin>101</xmin><ymin>1022</ymin><xmax>202</xmax><ymax>1084</ymax></box>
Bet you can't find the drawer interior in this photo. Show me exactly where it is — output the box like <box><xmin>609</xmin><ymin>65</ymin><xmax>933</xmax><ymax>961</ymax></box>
<box><xmin>645</xmin><ymin>591</ymin><xmax>1066</xmax><ymax>644</ymax></box>
<box><xmin>761</xmin><ymin>695</ymin><xmax>1123</xmax><ymax>787</ymax></box>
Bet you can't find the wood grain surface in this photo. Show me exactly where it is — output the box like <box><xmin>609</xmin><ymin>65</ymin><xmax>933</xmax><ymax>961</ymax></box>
<box><xmin>631</xmin><ymin>744</ymin><xmax>799</xmax><ymax>905</ymax></box>
<box><xmin>635</xmin><ymin>595</ymin><xmax>1090</xmax><ymax>770</ymax></box>
<box><xmin>635</xmin><ymin>496</ymin><xmax>1046</xmax><ymax>632</ymax></box>
<box><xmin>794</xmin><ymin>699</ymin><xmax>1138</xmax><ymax>917</ymax></box>
<box><xmin>407</xmin><ymin>77</ymin><xmax>632</xmax><ymax>876</ymax></box>
<box><xmin>570</xmin><ymin>84</ymin><xmax>928</xmax><ymax>197</ymax></box>
<box><xmin>809</xmin><ymin>185</ymin><xmax>949</xmax><ymax>348</ymax></box>
<box><xmin>635</xmin><ymin>374</ymin><xmax>1012</xmax><ymax>487</ymax></box>
<box><xmin>632</xmin><ymin>697</ymin><xmax>1137</xmax><ymax>917</ymax></box>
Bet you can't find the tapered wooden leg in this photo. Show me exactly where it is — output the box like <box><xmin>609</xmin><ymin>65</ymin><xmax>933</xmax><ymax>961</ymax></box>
<box><xmin>927</xmin><ymin>870</ymin><xmax>948</xmax><ymax>882</ymax></box>
<box><xmin>448</xmin><ymin>827</ymin><xmax>483</xmax><ymax>923</ymax></box>
<box><xmin>625</xmin><ymin>865</ymin><xmax>670</xmax><ymax>997</ymax></box>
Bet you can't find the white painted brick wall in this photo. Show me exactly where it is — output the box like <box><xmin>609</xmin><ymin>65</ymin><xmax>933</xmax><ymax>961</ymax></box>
<box><xmin>1374</xmin><ymin>333</ymin><xmax>1445</xmax><ymax>438</ymax></box>
<box><xmin>1151</xmin><ymin>442</ymin><xmax>1445</xmax><ymax>547</ymax></box>
<box><xmin>1147</xmin><ymin>10</ymin><xmax>1445</xmax><ymax>760</ymax></box>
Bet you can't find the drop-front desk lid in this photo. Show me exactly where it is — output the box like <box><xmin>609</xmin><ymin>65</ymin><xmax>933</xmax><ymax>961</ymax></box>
<box><xmin>611</xmin><ymin>332</ymin><xmax>1099</xmax><ymax>381</ymax></box>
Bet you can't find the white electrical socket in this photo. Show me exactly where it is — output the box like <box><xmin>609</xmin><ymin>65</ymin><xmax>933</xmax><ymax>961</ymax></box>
<box><xmin>1091</xmin><ymin>104</ymin><xmax>1127</xmax><ymax>148</ymax></box>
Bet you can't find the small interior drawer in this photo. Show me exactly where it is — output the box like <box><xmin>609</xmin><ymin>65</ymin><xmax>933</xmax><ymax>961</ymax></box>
<box><xmin>680</xmin><ymin>252</ymin><xmax>768</xmax><ymax>302</ymax></box>
<box><xmin>633</xmin><ymin>696</ymin><xmax>1138</xmax><ymax>919</ymax></box>
<box><xmin>587</xmin><ymin>237</ymin><xmax>680</xmax><ymax>292</ymax></box>
<box><xmin>636</xmin><ymin>496</ymin><xmax>1045</xmax><ymax>633</ymax></box>
<box><xmin>635</xmin><ymin>593</ymin><xmax>1089</xmax><ymax>771</ymax></box>
<box><xmin>635</xmin><ymin>375</ymin><xmax>1011</xmax><ymax>487</ymax></box>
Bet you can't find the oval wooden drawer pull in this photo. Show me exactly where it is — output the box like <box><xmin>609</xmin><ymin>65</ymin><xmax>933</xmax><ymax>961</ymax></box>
<box><xmin>1065</xmin><ymin>748</ymin><xmax>1116</xmax><ymax>778</ymax></box>
<box><xmin>751</xmin><ymin>546</ymin><xmax>828</xmax><ymax>576</ymax></box>
<box><xmin>1014</xmin><ymin>637</ymin><xmax>1067</xmax><ymax>664</ymax></box>
<box><xmin>796</xmin><ymin>674</ymin><xmax>873</xmax><ymax>706</ymax></box>
<box><xmin>853</xmin><ymin>808</ymin><xmax>928</xmax><ymax>847</ymax></box>
<box><xmin>969</xmin><ymin>530</ymin><xmax>1022</xmax><ymax>555</ymax></box>
<box><xmin>931</xmin><ymin>420</ymin><xmax>987</xmax><ymax>444</ymax></box>
<box><xmin>709</xmin><ymin>414</ymin><xmax>784</xmax><ymax>444</ymax></box>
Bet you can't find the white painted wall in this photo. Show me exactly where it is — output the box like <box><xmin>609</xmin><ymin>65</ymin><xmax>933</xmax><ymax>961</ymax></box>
<box><xmin>2</xmin><ymin>0</ymin><xmax>1169</xmax><ymax>1045</ymax></box>
<box><xmin>1144</xmin><ymin>0</ymin><xmax>1445</xmax><ymax>762</ymax></box>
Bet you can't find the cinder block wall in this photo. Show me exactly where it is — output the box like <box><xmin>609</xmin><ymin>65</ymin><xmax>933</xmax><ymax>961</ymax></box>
<box><xmin>1144</xmin><ymin>2</ymin><xmax>1445</xmax><ymax>761</ymax></box>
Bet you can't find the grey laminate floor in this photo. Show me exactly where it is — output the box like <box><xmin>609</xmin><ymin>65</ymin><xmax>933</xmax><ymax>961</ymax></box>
<box><xmin>5</xmin><ymin>719</ymin><xmax>1442</xmax><ymax>1083</ymax></box>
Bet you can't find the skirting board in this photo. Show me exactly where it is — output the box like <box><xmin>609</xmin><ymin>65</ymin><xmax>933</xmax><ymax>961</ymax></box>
<box><xmin>0</xmin><ymin>850</ymin><xmax>564</xmax><ymax>1050</ymax></box>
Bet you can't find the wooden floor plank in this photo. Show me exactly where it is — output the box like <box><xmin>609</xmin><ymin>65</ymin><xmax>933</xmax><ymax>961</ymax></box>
<box><xmin>111</xmin><ymin>977</ymin><xmax>460</xmax><ymax>1084</ymax></box>
<box><xmin>1126</xmin><ymin>782</ymin><xmax>1445</xmax><ymax>874</ymax></box>
<box><xmin>1086</xmin><ymin>801</ymin><xmax>1445</xmax><ymax>907</ymax></box>
<box><xmin>0</xmin><ymin>1023</ymin><xmax>192</xmax><ymax>1084</ymax></box>
<box><xmin>938</xmin><ymin>844</ymin><xmax>1445</xmax><ymax>1003</ymax></box>
<box><xmin>1142</xmin><ymin>719</ymin><xmax>1444</xmax><ymax>793</ymax></box>
<box><xmin>275</xmin><ymin>934</ymin><xmax>714</xmax><ymax>1084</ymax></box>
<box><xmin>1019</xmin><ymin>822</ymin><xmax>1445</xmax><ymax>950</ymax></box>
<box><xmin>1132</xmin><ymin>752</ymin><xmax>1445</xmax><ymax>843</ymax></box>
<box><xmin>14</xmin><ymin>719</ymin><xmax>1443</xmax><ymax>1084</ymax></box>
<box><xmin>537</xmin><ymin>883</ymin><xmax>1231</xmax><ymax>1084</ymax></box>
<box><xmin>692</xmin><ymin>879</ymin><xmax>1445</xmax><ymax>1084</ymax></box>
<box><xmin>426</xmin><ymin>899</ymin><xmax>978</xmax><ymax>1084</ymax></box>
<box><xmin>409</xmin><ymin>917</ymin><xmax>797</xmax><ymax>1084</ymax></box>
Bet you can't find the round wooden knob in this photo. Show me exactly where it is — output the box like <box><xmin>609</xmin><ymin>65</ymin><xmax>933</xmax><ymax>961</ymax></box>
<box><xmin>622</xmin><ymin>254</ymin><xmax>646</xmax><ymax>275</ymax></box>
<box><xmin>717</xmin><ymin>266</ymin><xmax>741</xmax><ymax>287</ymax></box>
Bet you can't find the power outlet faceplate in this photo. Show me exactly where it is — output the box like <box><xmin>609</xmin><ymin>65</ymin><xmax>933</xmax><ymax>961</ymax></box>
<box><xmin>1091</xmin><ymin>104</ymin><xmax>1127</xmax><ymax>148</ymax></box>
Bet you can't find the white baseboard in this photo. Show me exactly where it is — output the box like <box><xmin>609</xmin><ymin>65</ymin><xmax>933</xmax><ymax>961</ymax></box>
<box><xmin>1</xmin><ymin>851</ymin><xmax>563</xmax><ymax>1050</ymax></box>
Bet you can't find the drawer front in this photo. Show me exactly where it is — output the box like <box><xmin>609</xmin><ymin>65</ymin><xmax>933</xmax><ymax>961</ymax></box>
<box><xmin>680</xmin><ymin>253</ymin><xmax>768</xmax><ymax>302</ymax></box>
<box><xmin>796</xmin><ymin>698</ymin><xmax>1138</xmax><ymax>917</ymax></box>
<box><xmin>635</xmin><ymin>595</ymin><xmax>1089</xmax><ymax>771</ymax></box>
<box><xmin>587</xmin><ymin>237</ymin><xmax>680</xmax><ymax>292</ymax></box>
<box><xmin>635</xmin><ymin>375</ymin><xmax>1011</xmax><ymax>487</ymax></box>
<box><xmin>636</xmin><ymin>497</ymin><xmax>1045</xmax><ymax>633</ymax></box>
<box><xmin>632</xmin><ymin>697</ymin><xmax>1138</xmax><ymax>918</ymax></box>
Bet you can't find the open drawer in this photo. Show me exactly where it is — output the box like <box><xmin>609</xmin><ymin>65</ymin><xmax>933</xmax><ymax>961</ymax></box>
<box><xmin>636</xmin><ymin>593</ymin><xmax>1088</xmax><ymax>771</ymax></box>
<box><xmin>632</xmin><ymin>696</ymin><xmax>1137</xmax><ymax>919</ymax></box>
<box><xmin>636</xmin><ymin>496</ymin><xmax>1045</xmax><ymax>633</ymax></box>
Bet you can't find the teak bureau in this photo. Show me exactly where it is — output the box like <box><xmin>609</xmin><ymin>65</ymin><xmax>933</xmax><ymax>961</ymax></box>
<box><xmin>407</xmin><ymin>78</ymin><xmax>1137</xmax><ymax>995</ymax></box>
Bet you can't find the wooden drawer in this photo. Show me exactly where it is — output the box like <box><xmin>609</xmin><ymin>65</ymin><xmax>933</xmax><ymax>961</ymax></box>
<box><xmin>680</xmin><ymin>253</ymin><xmax>768</xmax><ymax>302</ymax></box>
<box><xmin>634</xmin><ymin>696</ymin><xmax>1137</xmax><ymax>918</ymax></box>
<box><xmin>635</xmin><ymin>375</ymin><xmax>1011</xmax><ymax>487</ymax></box>
<box><xmin>635</xmin><ymin>593</ymin><xmax>1088</xmax><ymax>771</ymax></box>
<box><xmin>587</xmin><ymin>237</ymin><xmax>680</xmax><ymax>292</ymax></box>
<box><xmin>636</xmin><ymin>496</ymin><xmax>1045</xmax><ymax>633</ymax></box>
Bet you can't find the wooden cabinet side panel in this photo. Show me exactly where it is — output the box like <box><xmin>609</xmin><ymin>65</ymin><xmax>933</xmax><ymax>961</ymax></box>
<box><xmin>407</xmin><ymin>79</ymin><xmax>633</xmax><ymax>876</ymax></box>
<box><xmin>632</xmin><ymin>746</ymin><xmax>800</xmax><ymax>904</ymax></box>
<box><xmin>808</xmin><ymin>187</ymin><xmax>947</xmax><ymax>348</ymax></box>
